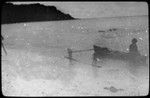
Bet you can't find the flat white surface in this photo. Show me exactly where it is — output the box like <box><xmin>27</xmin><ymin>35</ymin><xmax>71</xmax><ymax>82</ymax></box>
<box><xmin>2</xmin><ymin>16</ymin><xmax>149</xmax><ymax>96</ymax></box>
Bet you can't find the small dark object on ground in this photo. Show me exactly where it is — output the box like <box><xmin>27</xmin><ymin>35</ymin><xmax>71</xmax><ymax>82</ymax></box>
<box><xmin>104</xmin><ymin>86</ymin><xmax>124</xmax><ymax>93</ymax></box>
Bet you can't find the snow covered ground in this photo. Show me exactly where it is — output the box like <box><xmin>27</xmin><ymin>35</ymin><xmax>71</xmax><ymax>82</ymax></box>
<box><xmin>1</xmin><ymin>15</ymin><xmax>149</xmax><ymax>96</ymax></box>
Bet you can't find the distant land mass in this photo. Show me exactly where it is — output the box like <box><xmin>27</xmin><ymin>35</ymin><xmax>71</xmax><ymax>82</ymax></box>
<box><xmin>1</xmin><ymin>3</ymin><xmax>76</xmax><ymax>24</ymax></box>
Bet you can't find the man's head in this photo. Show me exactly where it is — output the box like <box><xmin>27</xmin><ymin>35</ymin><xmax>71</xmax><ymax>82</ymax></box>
<box><xmin>132</xmin><ymin>38</ymin><xmax>138</xmax><ymax>43</ymax></box>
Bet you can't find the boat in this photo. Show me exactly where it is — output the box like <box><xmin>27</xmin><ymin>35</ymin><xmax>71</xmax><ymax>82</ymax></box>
<box><xmin>93</xmin><ymin>45</ymin><xmax>148</xmax><ymax>65</ymax></box>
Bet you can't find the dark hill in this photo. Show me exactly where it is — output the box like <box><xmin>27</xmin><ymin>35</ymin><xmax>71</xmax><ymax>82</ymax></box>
<box><xmin>1</xmin><ymin>3</ymin><xmax>75</xmax><ymax>24</ymax></box>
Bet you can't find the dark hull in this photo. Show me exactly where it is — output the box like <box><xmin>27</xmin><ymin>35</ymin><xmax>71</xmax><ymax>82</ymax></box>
<box><xmin>93</xmin><ymin>45</ymin><xmax>147</xmax><ymax>65</ymax></box>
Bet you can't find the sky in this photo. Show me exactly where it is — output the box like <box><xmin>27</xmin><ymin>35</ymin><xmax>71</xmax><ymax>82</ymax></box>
<box><xmin>11</xmin><ymin>2</ymin><xmax>148</xmax><ymax>18</ymax></box>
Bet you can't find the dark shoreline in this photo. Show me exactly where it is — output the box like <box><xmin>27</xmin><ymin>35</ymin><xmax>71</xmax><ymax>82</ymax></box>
<box><xmin>1</xmin><ymin>2</ymin><xmax>76</xmax><ymax>24</ymax></box>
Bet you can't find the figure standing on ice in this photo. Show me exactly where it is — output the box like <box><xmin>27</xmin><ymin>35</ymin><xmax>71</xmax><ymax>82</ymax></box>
<box><xmin>67</xmin><ymin>48</ymin><xmax>73</xmax><ymax>65</ymax></box>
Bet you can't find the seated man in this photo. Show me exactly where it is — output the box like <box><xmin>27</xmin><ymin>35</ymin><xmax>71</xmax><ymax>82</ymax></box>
<box><xmin>128</xmin><ymin>38</ymin><xmax>142</xmax><ymax>64</ymax></box>
<box><xmin>129</xmin><ymin>38</ymin><xmax>140</xmax><ymax>56</ymax></box>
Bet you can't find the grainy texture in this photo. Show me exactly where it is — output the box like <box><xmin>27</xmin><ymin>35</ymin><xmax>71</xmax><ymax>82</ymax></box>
<box><xmin>2</xmin><ymin>15</ymin><xmax>149</xmax><ymax>96</ymax></box>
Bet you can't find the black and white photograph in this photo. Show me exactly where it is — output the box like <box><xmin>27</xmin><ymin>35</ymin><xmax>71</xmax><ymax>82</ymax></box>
<box><xmin>1</xmin><ymin>1</ymin><xmax>149</xmax><ymax>96</ymax></box>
